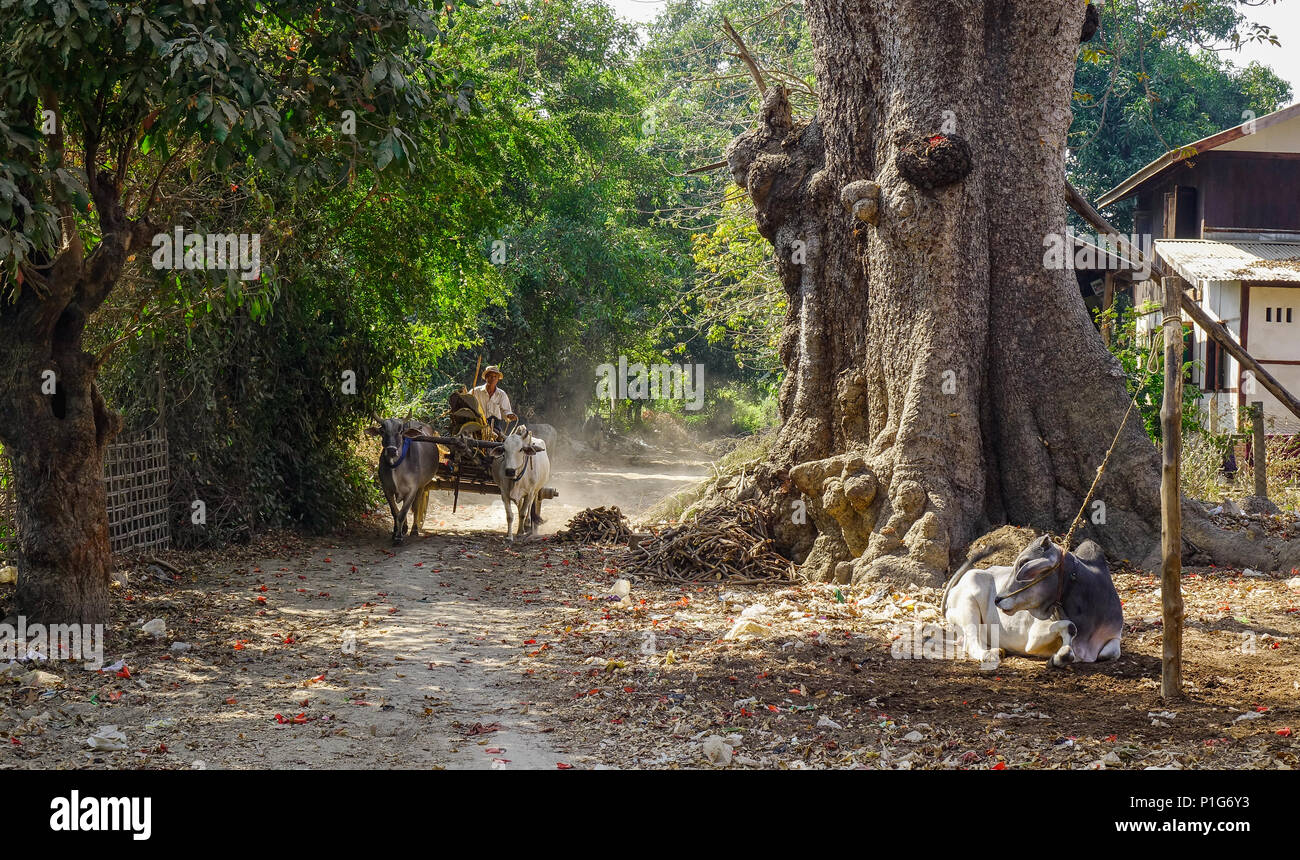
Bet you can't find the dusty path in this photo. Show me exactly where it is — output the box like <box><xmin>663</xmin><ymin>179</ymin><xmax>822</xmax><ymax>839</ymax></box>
<box><xmin>423</xmin><ymin>450</ymin><xmax>708</xmax><ymax>535</ymax></box>
<box><xmin>4</xmin><ymin>451</ymin><xmax>1298</xmax><ymax>770</ymax></box>
<box><xmin>1</xmin><ymin>454</ymin><xmax>710</xmax><ymax>770</ymax></box>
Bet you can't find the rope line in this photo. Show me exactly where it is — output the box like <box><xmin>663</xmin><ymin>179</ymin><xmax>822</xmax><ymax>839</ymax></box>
<box><xmin>1060</xmin><ymin>310</ymin><xmax>1179</xmax><ymax>549</ymax></box>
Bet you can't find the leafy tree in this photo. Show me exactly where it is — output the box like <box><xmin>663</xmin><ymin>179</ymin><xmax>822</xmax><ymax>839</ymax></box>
<box><xmin>96</xmin><ymin>160</ymin><xmax>512</xmax><ymax>544</ymax></box>
<box><xmin>436</xmin><ymin>0</ymin><xmax>694</xmax><ymax>423</ymax></box>
<box><xmin>638</xmin><ymin>0</ymin><xmax>1289</xmax><ymax>374</ymax></box>
<box><xmin>1070</xmin><ymin>0</ymin><xmax>1292</xmax><ymax>212</ymax></box>
<box><xmin>687</xmin><ymin>184</ymin><xmax>784</xmax><ymax>375</ymax></box>
<box><xmin>728</xmin><ymin>0</ymin><xmax>1299</xmax><ymax>589</ymax></box>
<box><xmin>638</xmin><ymin>0</ymin><xmax>812</xmax><ymax>376</ymax></box>
<box><xmin>0</xmin><ymin>0</ymin><xmax>497</xmax><ymax>625</ymax></box>
<box><xmin>1094</xmin><ymin>300</ymin><xmax>1204</xmax><ymax>442</ymax></box>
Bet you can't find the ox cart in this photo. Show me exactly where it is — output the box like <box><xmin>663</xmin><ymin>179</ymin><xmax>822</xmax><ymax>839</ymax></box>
<box><xmin>405</xmin><ymin>431</ymin><xmax>559</xmax><ymax>515</ymax></box>
<box><xmin>387</xmin><ymin>387</ymin><xmax>558</xmax><ymax>536</ymax></box>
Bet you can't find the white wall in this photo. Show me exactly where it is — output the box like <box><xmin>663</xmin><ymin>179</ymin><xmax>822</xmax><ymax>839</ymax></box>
<box><xmin>1134</xmin><ymin>278</ymin><xmax>1161</xmax><ymax>341</ymax></box>
<box><xmin>1247</xmin><ymin>365</ymin><xmax>1300</xmax><ymax>434</ymax></box>
<box><xmin>1200</xmin><ymin>281</ymin><xmax>1242</xmax><ymax>430</ymax></box>
<box><xmin>1205</xmin><ymin>280</ymin><xmax>1241</xmax><ymax>333</ymax></box>
<box><xmin>1247</xmin><ymin>286</ymin><xmax>1300</xmax><ymax>358</ymax></box>
<box><xmin>1202</xmin><ymin>392</ymin><xmax>1239</xmax><ymax>433</ymax></box>
<box><xmin>1245</xmin><ymin>285</ymin><xmax>1300</xmax><ymax>433</ymax></box>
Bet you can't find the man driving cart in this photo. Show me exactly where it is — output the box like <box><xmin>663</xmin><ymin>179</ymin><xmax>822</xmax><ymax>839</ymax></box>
<box><xmin>471</xmin><ymin>364</ymin><xmax>516</xmax><ymax>438</ymax></box>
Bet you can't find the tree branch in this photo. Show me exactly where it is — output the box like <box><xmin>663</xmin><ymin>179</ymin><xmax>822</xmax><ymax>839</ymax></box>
<box><xmin>722</xmin><ymin>17</ymin><xmax>767</xmax><ymax>96</ymax></box>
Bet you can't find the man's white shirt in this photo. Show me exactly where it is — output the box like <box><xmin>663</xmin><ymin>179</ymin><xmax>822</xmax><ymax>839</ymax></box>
<box><xmin>471</xmin><ymin>384</ymin><xmax>512</xmax><ymax>421</ymax></box>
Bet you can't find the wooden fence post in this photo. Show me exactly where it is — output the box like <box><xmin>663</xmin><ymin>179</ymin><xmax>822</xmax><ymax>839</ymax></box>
<box><xmin>1160</xmin><ymin>277</ymin><xmax>1185</xmax><ymax>700</ymax></box>
<box><xmin>1101</xmin><ymin>272</ymin><xmax>1116</xmax><ymax>347</ymax></box>
<box><xmin>1250</xmin><ymin>401</ymin><xmax>1267</xmax><ymax>501</ymax></box>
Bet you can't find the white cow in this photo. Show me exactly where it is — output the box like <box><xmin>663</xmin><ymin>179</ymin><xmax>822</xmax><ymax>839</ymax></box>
<box><xmin>490</xmin><ymin>426</ymin><xmax>551</xmax><ymax>541</ymax></box>
<box><xmin>941</xmin><ymin>537</ymin><xmax>1123</xmax><ymax>671</ymax></box>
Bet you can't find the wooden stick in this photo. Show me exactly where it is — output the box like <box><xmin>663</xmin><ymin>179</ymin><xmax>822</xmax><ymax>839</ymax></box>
<box><xmin>1177</xmin><ymin>297</ymin><xmax>1300</xmax><ymax>422</ymax></box>
<box><xmin>402</xmin><ymin>433</ymin><xmax>502</xmax><ymax>450</ymax></box>
<box><xmin>146</xmin><ymin>556</ymin><xmax>183</xmax><ymax>576</ymax></box>
<box><xmin>1251</xmin><ymin>401</ymin><xmax>1267</xmax><ymax>500</ymax></box>
<box><xmin>1065</xmin><ymin>182</ymin><xmax>1300</xmax><ymax>424</ymax></box>
<box><xmin>722</xmin><ymin>17</ymin><xmax>767</xmax><ymax>96</ymax></box>
<box><xmin>471</xmin><ymin>355</ymin><xmax>482</xmax><ymax>390</ymax></box>
<box><xmin>1160</xmin><ymin>276</ymin><xmax>1185</xmax><ymax>701</ymax></box>
<box><xmin>684</xmin><ymin>159</ymin><xmax>728</xmax><ymax>175</ymax></box>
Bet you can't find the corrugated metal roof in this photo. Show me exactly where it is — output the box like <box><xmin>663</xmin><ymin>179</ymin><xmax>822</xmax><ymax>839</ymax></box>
<box><xmin>1154</xmin><ymin>239</ymin><xmax>1300</xmax><ymax>284</ymax></box>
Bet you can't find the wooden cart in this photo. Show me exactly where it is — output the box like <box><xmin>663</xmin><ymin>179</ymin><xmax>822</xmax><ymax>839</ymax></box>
<box><xmin>404</xmin><ymin>431</ymin><xmax>558</xmax><ymax>516</ymax></box>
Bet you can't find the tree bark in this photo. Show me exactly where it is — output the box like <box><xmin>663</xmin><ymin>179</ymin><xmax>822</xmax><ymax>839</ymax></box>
<box><xmin>0</xmin><ymin>286</ymin><xmax>122</xmax><ymax>625</ymax></box>
<box><xmin>727</xmin><ymin>0</ymin><xmax>1300</xmax><ymax>586</ymax></box>
<box><xmin>0</xmin><ymin>168</ymin><xmax>145</xmax><ymax>625</ymax></box>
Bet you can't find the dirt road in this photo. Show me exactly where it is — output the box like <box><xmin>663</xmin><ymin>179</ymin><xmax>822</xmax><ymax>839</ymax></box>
<box><xmin>4</xmin><ymin>452</ymin><xmax>1298</xmax><ymax>770</ymax></box>
<box><xmin>1</xmin><ymin>455</ymin><xmax>710</xmax><ymax>770</ymax></box>
<box><xmin>422</xmin><ymin>450</ymin><xmax>707</xmax><ymax>537</ymax></box>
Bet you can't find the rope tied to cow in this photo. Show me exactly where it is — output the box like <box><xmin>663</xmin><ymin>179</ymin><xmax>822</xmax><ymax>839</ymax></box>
<box><xmin>1058</xmin><ymin>311</ymin><xmax>1175</xmax><ymax>552</ymax></box>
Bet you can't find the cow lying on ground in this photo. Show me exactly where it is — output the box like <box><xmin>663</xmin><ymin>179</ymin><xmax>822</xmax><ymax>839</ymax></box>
<box><xmin>367</xmin><ymin>416</ymin><xmax>441</xmax><ymax>545</ymax></box>
<box><xmin>941</xmin><ymin>535</ymin><xmax>1123</xmax><ymax>669</ymax></box>
<box><xmin>490</xmin><ymin>426</ymin><xmax>551</xmax><ymax>541</ymax></box>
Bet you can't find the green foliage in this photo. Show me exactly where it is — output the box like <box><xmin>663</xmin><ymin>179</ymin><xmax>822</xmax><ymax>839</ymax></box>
<box><xmin>5</xmin><ymin>0</ymin><xmax>1292</xmax><ymax>553</ymax></box>
<box><xmin>641</xmin><ymin>0</ymin><xmax>814</xmax><ymax>174</ymax></box>
<box><xmin>1</xmin><ymin>0</ymin><xmax>489</xmax><ymax>279</ymax></box>
<box><xmin>1096</xmin><ymin>299</ymin><xmax>1204</xmax><ymax>442</ymax></box>
<box><xmin>1182</xmin><ymin>431</ymin><xmax>1300</xmax><ymax>513</ymax></box>
<box><xmin>100</xmin><ymin>291</ymin><xmax>384</xmax><ymax>545</ymax></box>
<box><xmin>680</xmin><ymin>379</ymin><xmax>778</xmax><ymax>436</ymax></box>
<box><xmin>688</xmin><ymin>186</ymin><xmax>784</xmax><ymax>374</ymax></box>
<box><xmin>435</xmin><ymin>0</ymin><xmax>701</xmax><ymax>422</ymax></box>
<box><xmin>637</xmin><ymin>0</ymin><xmax>812</xmax><ymax>376</ymax></box>
<box><xmin>1</xmin><ymin>0</ymin><xmax>517</xmax><ymax>542</ymax></box>
<box><xmin>1069</xmin><ymin>0</ymin><xmax>1292</xmax><ymax>211</ymax></box>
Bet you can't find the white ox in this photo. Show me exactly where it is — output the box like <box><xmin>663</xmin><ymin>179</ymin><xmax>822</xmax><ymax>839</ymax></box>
<box><xmin>941</xmin><ymin>536</ymin><xmax>1124</xmax><ymax>670</ymax></box>
<box><xmin>490</xmin><ymin>426</ymin><xmax>551</xmax><ymax>541</ymax></box>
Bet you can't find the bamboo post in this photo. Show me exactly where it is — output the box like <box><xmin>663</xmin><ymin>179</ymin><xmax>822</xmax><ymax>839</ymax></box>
<box><xmin>1250</xmin><ymin>401</ymin><xmax>1267</xmax><ymax>500</ymax></box>
<box><xmin>1160</xmin><ymin>277</ymin><xmax>1185</xmax><ymax>700</ymax></box>
<box><xmin>1101</xmin><ymin>272</ymin><xmax>1116</xmax><ymax>347</ymax></box>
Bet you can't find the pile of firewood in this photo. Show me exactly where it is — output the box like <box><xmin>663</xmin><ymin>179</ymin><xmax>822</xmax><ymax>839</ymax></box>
<box><xmin>621</xmin><ymin>503</ymin><xmax>794</xmax><ymax>583</ymax></box>
<box><xmin>554</xmin><ymin>506</ymin><xmax>633</xmax><ymax>545</ymax></box>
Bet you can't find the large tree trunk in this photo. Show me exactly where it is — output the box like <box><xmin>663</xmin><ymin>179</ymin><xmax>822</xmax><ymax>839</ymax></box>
<box><xmin>1</xmin><ymin>165</ymin><xmax>140</xmax><ymax>626</ymax></box>
<box><xmin>0</xmin><ymin>333</ymin><xmax>119</xmax><ymax>626</ymax></box>
<box><xmin>727</xmin><ymin>0</ymin><xmax>1299</xmax><ymax>586</ymax></box>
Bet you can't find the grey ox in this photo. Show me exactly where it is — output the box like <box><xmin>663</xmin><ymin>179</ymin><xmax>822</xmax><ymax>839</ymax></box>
<box><xmin>941</xmin><ymin>535</ymin><xmax>1124</xmax><ymax>670</ymax></box>
<box><xmin>367</xmin><ymin>416</ymin><xmax>441</xmax><ymax>545</ymax></box>
<box><xmin>490</xmin><ymin>426</ymin><xmax>551</xmax><ymax>541</ymax></box>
